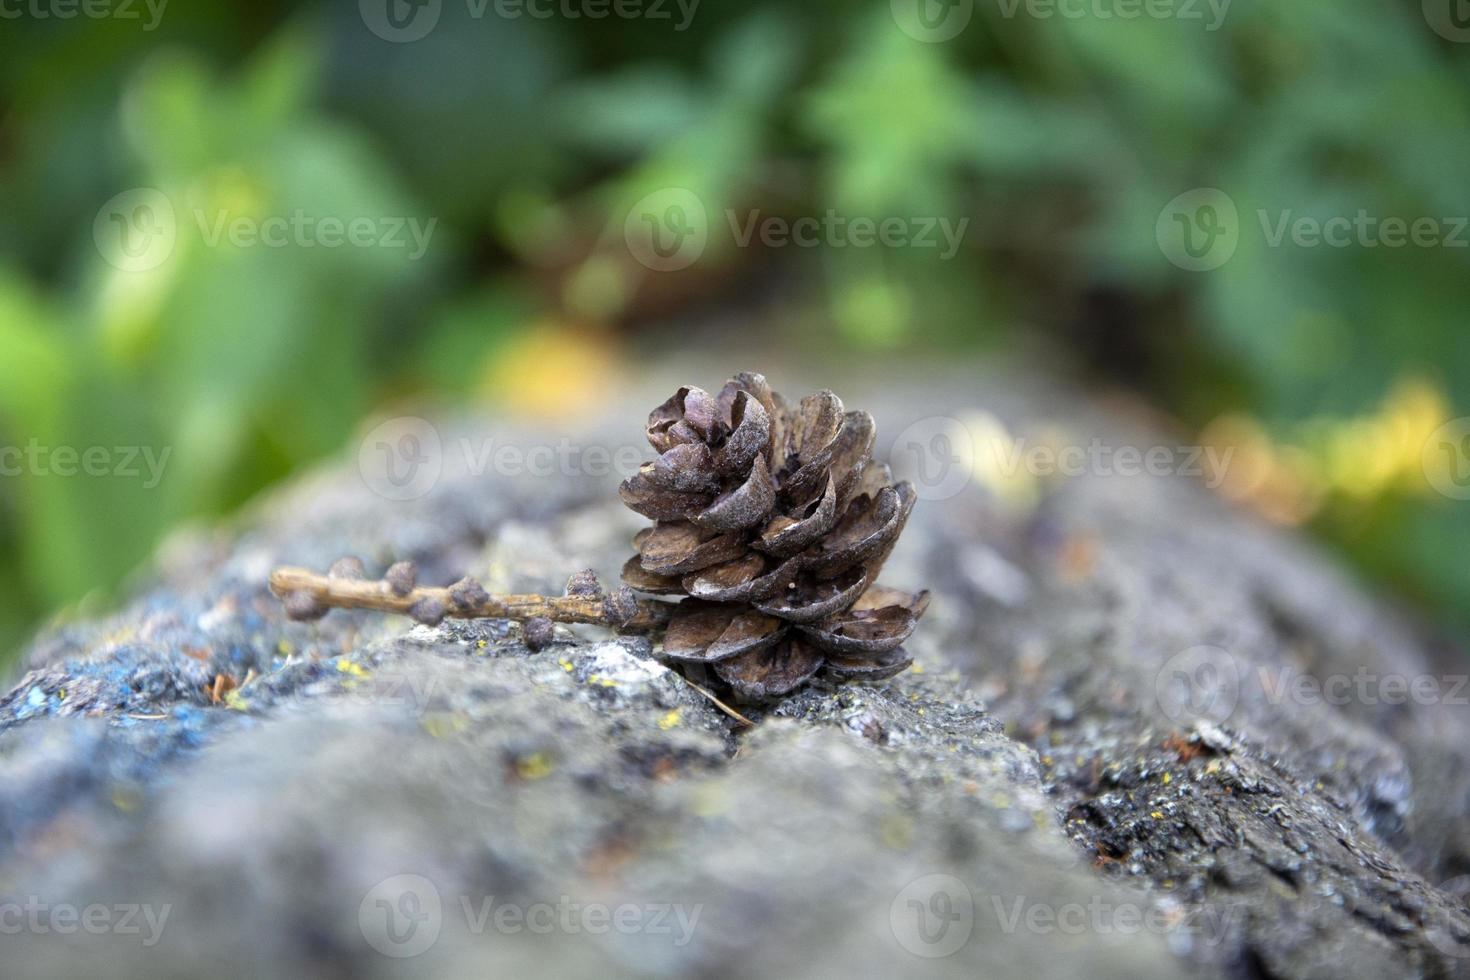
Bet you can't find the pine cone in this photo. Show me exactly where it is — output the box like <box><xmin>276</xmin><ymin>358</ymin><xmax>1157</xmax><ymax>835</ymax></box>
<box><xmin>620</xmin><ymin>372</ymin><xmax>930</xmax><ymax>699</ymax></box>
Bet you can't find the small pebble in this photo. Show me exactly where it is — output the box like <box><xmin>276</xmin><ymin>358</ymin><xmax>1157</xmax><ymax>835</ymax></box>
<box><xmin>409</xmin><ymin>597</ymin><xmax>446</xmax><ymax>627</ymax></box>
<box><xmin>328</xmin><ymin>556</ymin><xmax>366</xmax><ymax>580</ymax></box>
<box><xmin>523</xmin><ymin>617</ymin><xmax>556</xmax><ymax>652</ymax></box>
<box><xmin>385</xmin><ymin>561</ymin><xmax>417</xmax><ymax>597</ymax></box>
<box><xmin>565</xmin><ymin>569</ymin><xmax>602</xmax><ymax>597</ymax></box>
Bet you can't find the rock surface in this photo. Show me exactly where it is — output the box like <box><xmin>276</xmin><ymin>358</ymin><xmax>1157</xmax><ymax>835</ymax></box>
<box><xmin>2</xmin><ymin>369</ymin><xmax>1468</xmax><ymax>979</ymax></box>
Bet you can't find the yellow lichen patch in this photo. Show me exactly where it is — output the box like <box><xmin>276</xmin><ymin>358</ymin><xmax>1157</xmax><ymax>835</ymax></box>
<box><xmin>1151</xmin><ymin>811</ymin><xmax>1165</xmax><ymax>819</ymax></box>
<box><xmin>692</xmin><ymin>786</ymin><xmax>729</xmax><ymax>818</ymax></box>
<box><xmin>223</xmin><ymin>689</ymin><xmax>250</xmax><ymax>712</ymax></box>
<box><xmin>277</xmin><ymin>640</ymin><xmax>294</xmax><ymax>657</ymax></box>
<box><xmin>657</xmin><ymin>708</ymin><xmax>682</xmax><ymax>731</ymax></box>
<box><xmin>111</xmin><ymin>787</ymin><xmax>141</xmax><ymax>812</ymax></box>
<box><xmin>559</xmin><ymin>658</ymin><xmax>574</xmax><ymax>673</ymax></box>
<box><xmin>879</xmin><ymin>814</ymin><xmax>914</xmax><ymax>849</ymax></box>
<box><xmin>588</xmin><ymin>673</ymin><xmax>617</xmax><ymax>688</ymax></box>
<box><xmin>336</xmin><ymin>659</ymin><xmax>370</xmax><ymax>678</ymax></box>
<box><xmin>420</xmin><ymin>712</ymin><xmax>469</xmax><ymax>739</ymax></box>
<box><xmin>514</xmin><ymin>752</ymin><xmax>554</xmax><ymax>781</ymax></box>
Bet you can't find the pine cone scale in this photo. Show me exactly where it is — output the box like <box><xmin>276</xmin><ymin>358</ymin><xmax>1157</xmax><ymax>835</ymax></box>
<box><xmin>683</xmin><ymin>554</ymin><xmax>802</xmax><ymax>603</ymax></box>
<box><xmin>635</xmin><ymin>523</ymin><xmax>745</xmax><ymax>576</ymax></box>
<box><xmin>663</xmin><ymin>601</ymin><xmax>787</xmax><ymax>663</ymax></box>
<box><xmin>712</xmin><ymin>391</ymin><xmax>770</xmax><ymax>475</ymax></box>
<box><xmin>753</xmin><ymin>567</ymin><xmax>869</xmax><ymax>623</ymax></box>
<box><xmin>714</xmin><ymin>637</ymin><xmax>824</xmax><ymax>700</ymax></box>
<box><xmin>754</xmin><ymin>472</ymin><xmax>838</xmax><ymax>556</ymax></box>
<box><xmin>690</xmin><ymin>455</ymin><xmax>775</xmax><ymax>533</ymax></box>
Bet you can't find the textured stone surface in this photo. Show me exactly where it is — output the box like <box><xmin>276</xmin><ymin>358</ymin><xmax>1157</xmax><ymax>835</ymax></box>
<box><xmin>1</xmin><ymin>370</ymin><xmax>1468</xmax><ymax>978</ymax></box>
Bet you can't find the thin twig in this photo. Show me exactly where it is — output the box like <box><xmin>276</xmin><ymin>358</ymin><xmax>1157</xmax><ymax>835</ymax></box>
<box><xmin>269</xmin><ymin>566</ymin><xmax>673</xmax><ymax>632</ymax></box>
<box><xmin>681</xmin><ymin>676</ymin><xmax>756</xmax><ymax>728</ymax></box>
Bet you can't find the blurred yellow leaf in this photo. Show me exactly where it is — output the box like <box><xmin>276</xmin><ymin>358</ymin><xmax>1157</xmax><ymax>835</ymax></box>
<box><xmin>478</xmin><ymin>322</ymin><xmax>617</xmax><ymax>420</ymax></box>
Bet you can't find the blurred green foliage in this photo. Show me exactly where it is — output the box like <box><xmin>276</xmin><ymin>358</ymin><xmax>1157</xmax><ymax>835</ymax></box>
<box><xmin>0</xmin><ymin>0</ymin><xmax>1467</xmax><ymax>665</ymax></box>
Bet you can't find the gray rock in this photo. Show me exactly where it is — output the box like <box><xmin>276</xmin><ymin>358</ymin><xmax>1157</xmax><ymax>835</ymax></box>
<box><xmin>1</xmin><ymin>377</ymin><xmax>1467</xmax><ymax>979</ymax></box>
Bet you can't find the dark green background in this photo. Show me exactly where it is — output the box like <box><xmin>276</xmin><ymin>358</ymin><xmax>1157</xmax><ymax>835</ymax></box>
<box><xmin>1</xmin><ymin>0</ymin><xmax>1467</xmax><ymax>668</ymax></box>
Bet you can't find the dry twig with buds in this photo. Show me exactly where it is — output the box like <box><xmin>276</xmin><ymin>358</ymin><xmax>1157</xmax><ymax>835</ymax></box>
<box><xmin>270</xmin><ymin>372</ymin><xmax>930</xmax><ymax>700</ymax></box>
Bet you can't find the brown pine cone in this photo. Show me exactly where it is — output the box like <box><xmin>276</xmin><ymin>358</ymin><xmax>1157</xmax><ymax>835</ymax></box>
<box><xmin>620</xmin><ymin>372</ymin><xmax>929</xmax><ymax>700</ymax></box>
